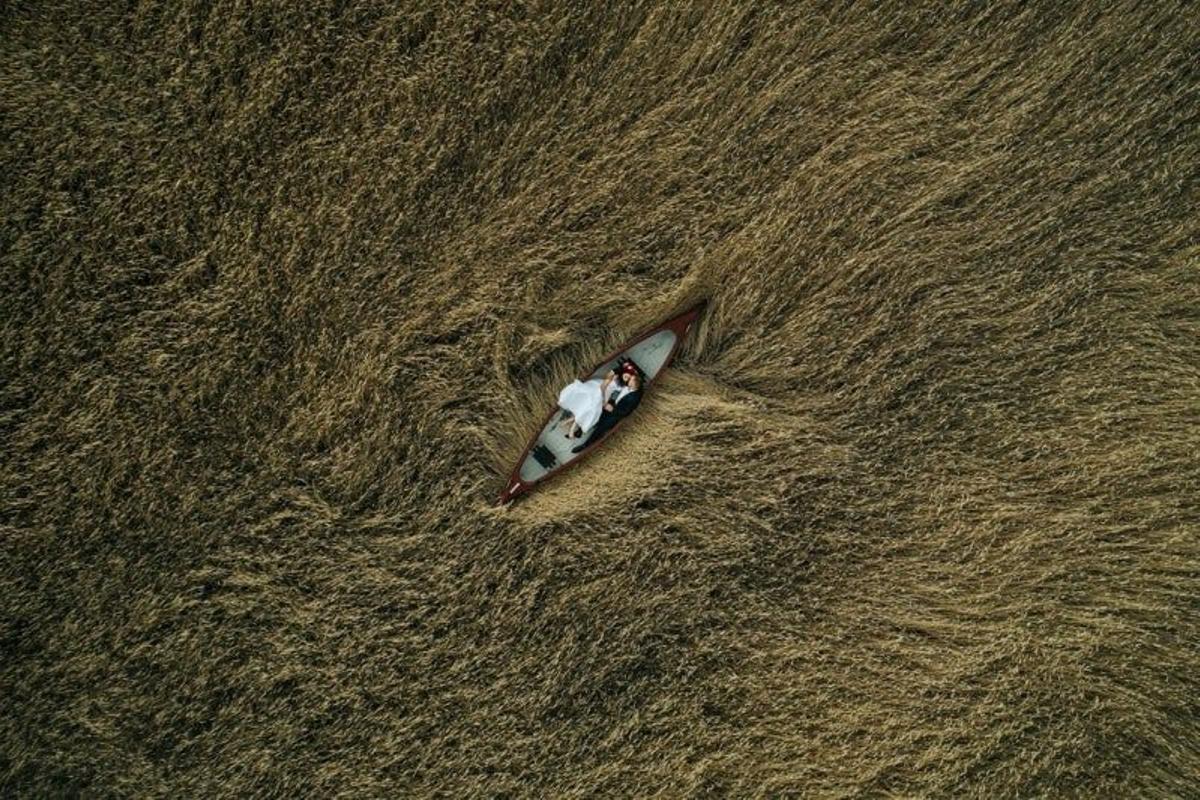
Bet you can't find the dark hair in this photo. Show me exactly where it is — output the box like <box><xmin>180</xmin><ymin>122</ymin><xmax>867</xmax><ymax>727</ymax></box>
<box><xmin>614</xmin><ymin>356</ymin><xmax>645</xmax><ymax>387</ymax></box>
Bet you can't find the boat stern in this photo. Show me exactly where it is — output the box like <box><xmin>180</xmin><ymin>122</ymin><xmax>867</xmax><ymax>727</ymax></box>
<box><xmin>496</xmin><ymin>478</ymin><xmax>527</xmax><ymax>506</ymax></box>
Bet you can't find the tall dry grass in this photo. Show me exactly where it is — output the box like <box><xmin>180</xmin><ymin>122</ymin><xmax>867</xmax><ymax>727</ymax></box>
<box><xmin>2</xmin><ymin>1</ymin><xmax>1197</xmax><ymax>796</ymax></box>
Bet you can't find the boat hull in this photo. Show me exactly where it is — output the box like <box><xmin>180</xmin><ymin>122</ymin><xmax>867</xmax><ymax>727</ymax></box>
<box><xmin>496</xmin><ymin>301</ymin><xmax>705</xmax><ymax>505</ymax></box>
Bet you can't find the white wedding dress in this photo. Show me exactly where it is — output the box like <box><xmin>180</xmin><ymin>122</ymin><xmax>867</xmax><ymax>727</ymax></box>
<box><xmin>558</xmin><ymin>378</ymin><xmax>629</xmax><ymax>434</ymax></box>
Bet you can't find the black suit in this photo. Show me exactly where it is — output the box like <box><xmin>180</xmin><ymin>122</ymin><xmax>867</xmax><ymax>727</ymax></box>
<box><xmin>573</xmin><ymin>390</ymin><xmax>641</xmax><ymax>452</ymax></box>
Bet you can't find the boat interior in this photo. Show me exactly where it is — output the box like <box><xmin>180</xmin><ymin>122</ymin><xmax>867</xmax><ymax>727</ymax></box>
<box><xmin>517</xmin><ymin>328</ymin><xmax>678</xmax><ymax>484</ymax></box>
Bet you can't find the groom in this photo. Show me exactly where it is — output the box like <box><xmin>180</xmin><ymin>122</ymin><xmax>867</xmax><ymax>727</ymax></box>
<box><xmin>571</xmin><ymin>370</ymin><xmax>642</xmax><ymax>453</ymax></box>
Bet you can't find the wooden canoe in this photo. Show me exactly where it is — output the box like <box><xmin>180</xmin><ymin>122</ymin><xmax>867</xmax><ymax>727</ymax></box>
<box><xmin>496</xmin><ymin>301</ymin><xmax>705</xmax><ymax>505</ymax></box>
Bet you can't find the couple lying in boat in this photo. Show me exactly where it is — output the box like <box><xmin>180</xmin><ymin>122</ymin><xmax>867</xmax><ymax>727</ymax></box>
<box><xmin>555</xmin><ymin>358</ymin><xmax>644</xmax><ymax>453</ymax></box>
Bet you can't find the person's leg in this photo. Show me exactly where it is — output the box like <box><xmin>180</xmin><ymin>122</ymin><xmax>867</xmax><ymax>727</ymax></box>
<box><xmin>572</xmin><ymin>414</ymin><xmax>612</xmax><ymax>452</ymax></box>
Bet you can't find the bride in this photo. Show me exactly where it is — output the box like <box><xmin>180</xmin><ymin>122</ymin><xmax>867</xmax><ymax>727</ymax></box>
<box><xmin>555</xmin><ymin>365</ymin><xmax>635</xmax><ymax>441</ymax></box>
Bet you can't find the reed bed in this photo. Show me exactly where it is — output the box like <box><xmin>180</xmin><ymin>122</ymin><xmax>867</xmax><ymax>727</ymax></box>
<box><xmin>2</xmin><ymin>1</ymin><xmax>1197</xmax><ymax>796</ymax></box>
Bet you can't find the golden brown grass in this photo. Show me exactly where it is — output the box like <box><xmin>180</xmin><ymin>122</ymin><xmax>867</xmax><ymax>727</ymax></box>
<box><xmin>2</xmin><ymin>1</ymin><xmax>1197</xmax><ymax>796</ymax></box>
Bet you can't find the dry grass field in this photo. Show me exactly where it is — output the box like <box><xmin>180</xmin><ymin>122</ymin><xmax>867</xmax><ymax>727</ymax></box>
<box><xmin>2</xmin><ymin>1</ymin><xmax>1198</xmax><ymax>796</ymax></box>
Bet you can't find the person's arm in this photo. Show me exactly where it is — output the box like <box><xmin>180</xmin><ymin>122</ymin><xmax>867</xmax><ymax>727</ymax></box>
<box><xmin>600</xmin><ymin>371</ymin><xmax>614</xmax><ymax>400</ymax></box>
